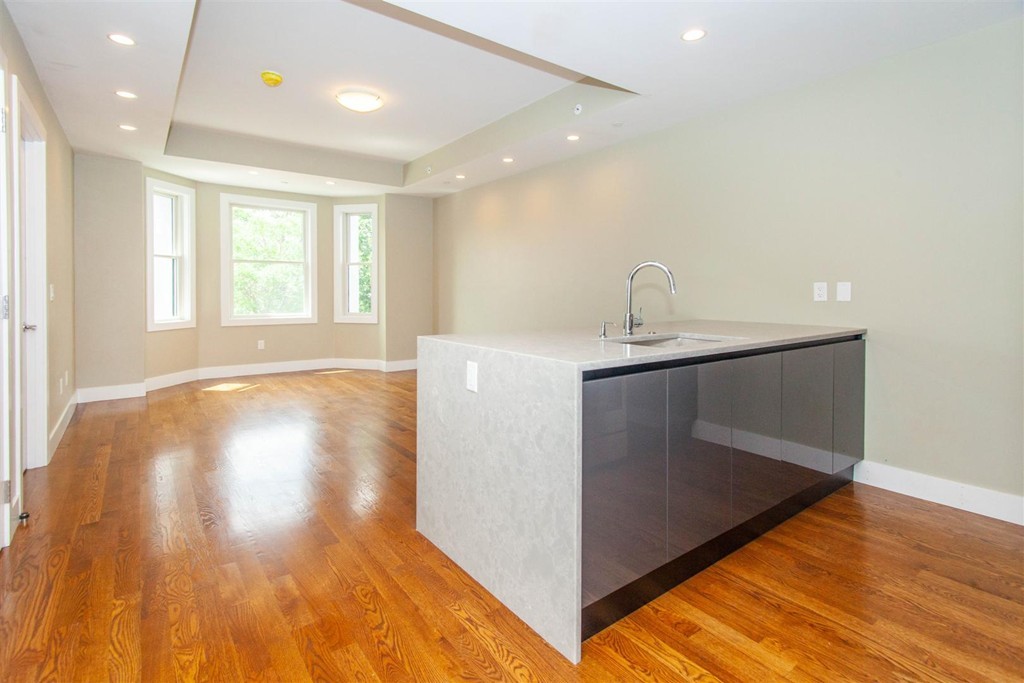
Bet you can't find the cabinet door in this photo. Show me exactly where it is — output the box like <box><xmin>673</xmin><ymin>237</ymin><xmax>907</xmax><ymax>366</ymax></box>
<box><xmin>833</xmin><ymin>340</ymin><xmax>865</xmax><ymax>473</ymax></box>
<box><xmin>582</xmin><ymin>370</ymin><xmax>667</xmax><ymax>607</ymax></box>
<box><xmin>667</xmin><ymin>362</ymin><xmax>732</xmax><ymax>559</ymax></box>
<box><xmin>782</xmin><ymin>345</ymin><xmax>834</xmax><ymax>474</ymax></box>
<box><xmin>731</xmin><ymin>353</ymin><xmax>784</xmax><ymax>525</ymax></box>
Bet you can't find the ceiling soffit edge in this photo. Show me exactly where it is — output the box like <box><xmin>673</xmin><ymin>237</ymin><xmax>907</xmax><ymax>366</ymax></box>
<box><xmin>164</xmin><ymin>123</ymin><xmax>405</xmax><ymax>187</ymax></box>
<box><xmin>403</xmin><ymin>81</ymin><xmax>638</xmax><ymax>187</ymax></box>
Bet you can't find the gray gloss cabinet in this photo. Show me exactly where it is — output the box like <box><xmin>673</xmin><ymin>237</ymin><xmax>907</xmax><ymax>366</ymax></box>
<box><xmin>666</xmin><ymin>362</ymin><xmax>733</xmax><ymax>560</ymax></box>
<box><xmin>582</xmin><ymin>339</ymin><xmax>865</xmax><ymax>610</ymax></box>
<box><xmin>581</xmin><ymin>370</ymin><xmax>667</xmax><ymax>608</ymax></box>
<box><xmin>833</xmin><ymin>340</ymin><xmax>866</xmax><ymax>472</ymax></box>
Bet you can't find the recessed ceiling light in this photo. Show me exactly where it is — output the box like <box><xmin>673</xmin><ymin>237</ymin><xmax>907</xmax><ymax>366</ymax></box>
<box><xmin>115</xmin><ymin>90</ymin><xmax>137</xmax><ymax>99</ymax></box>
<box><xmin>455</xmin><ymin>174</ymin><xmax>466</xmax><ymax>180</ymax></box>
<box><xmin>325</xmin><ymin>180</ymin><xmax>335</xmax><ymax>185</ymax></box>
<box><xmin>502</xmin><ymin>157</ymin><xmax>514</xmax><ymax>164</ymax></box>
<box><xmin>566</xmin><ymin>135</ymin><xmax>580</xmax><ymax>142</ymax></box>
<box><xmin>108</xmin><ymin>33</ymin><xmax>135</xmax><ymax>46</ymax></box>
<box><xmin>261</xmin><ymin>71</ymin><xmax>283</xmax><ymax>88</ymax></box>
<box><xmin>335</xmin><ymin>89</ymin><xmax>383</xmax><ymax>113</ymax></box>
<box><xmin>248</xmin><ymin>171</ymin><xmax>259</xmax><ymax>175</ymax></box>
<box><xmin>681</xmin><ymin>28</ymin><xmax>707</xmax><ymax>42</ymax></box>
<box><xmin>118</xmin><ymin>124</ymin><xmax>137</xmax><ymax>131</ymax></box>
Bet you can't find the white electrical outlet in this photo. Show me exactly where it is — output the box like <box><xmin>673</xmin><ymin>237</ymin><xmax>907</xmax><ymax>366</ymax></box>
<box><xmin>813</xmin><ymin>282</ymin><xmax>828</xmax><ymax>302</ymax></box>
<box><xmin>836</xmin><ymin>282</ymin><xmax>852</xmax><ymax>302</ymax></box>
<box><xmin>257</xmin><ymin>340</ymin><xmax>265</xmax><ymax>350</ymax></box>
<box><xmin>466</xmin><ymin>361</ymin><xmax>478</xmax><ymax>392</ymax></box>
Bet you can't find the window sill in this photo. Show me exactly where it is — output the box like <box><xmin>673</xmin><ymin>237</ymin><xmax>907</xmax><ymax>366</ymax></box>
<box><xmin>335</xmin><ymin>315</ymin><xmax>378</xmax><ymax>324</ymax></box>
<box><xmin>148</xmin><ymin>319</ymin><xmax>196</xmax><ymax>332</ymax></box>
<box><xmin>221</xmin><ymin>315</ymin><xmax>318</xmax><ymax>327</ymax></box>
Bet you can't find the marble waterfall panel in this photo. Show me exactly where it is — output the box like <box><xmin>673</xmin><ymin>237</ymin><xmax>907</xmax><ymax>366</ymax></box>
<box><xmin>416</xmin><ymin>337</ymin><xmax>583</xmax><ymax>662</ymax></box>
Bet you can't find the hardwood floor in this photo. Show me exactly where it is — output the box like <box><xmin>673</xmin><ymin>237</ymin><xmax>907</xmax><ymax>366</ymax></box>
<box><xmin>1</xmin><ymin>369</ymin><xmax>1021</xmax><ymax>681</ymax></box>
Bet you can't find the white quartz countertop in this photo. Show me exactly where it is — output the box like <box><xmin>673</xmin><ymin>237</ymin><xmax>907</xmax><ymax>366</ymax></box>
<box><xmin>419</xmin><ymin>320</ymin><xmax>866</xmax><ymax>372</ymax></box>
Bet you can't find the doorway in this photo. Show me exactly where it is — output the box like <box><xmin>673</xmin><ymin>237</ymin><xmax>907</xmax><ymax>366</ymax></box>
<box><xmin>0</xmin><ymin>49</ymin><xmax>10</xmax><ymax>548</ymax></box>
<box><xmin>2</xmin><ymin>75</ymin><xmax>48</xmax><ymax>549</ymax></box>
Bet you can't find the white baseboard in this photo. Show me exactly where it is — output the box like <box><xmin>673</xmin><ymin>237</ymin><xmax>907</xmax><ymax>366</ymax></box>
<box><xmin>854</xmin><ymin>460</ymin><xmax>1023</xmax><ymax>526</ymax></box>
<box><xmin>384</xmin><ymin>359</ymin><xmax>417</xmax><ymax>372</ymax></box>
<box><xmin>47</xmin><ymin>394</ymin><xmax>78</xmax><ymax>461</ymax></box>
<box><xmin>76</xmin><ymin>382</ymin><xmax>147</xmax><ymax>403</ymax></box>
<box><xmin>328</xmin><ymin>358</ymin><xmax>385</xmax><ymax>372</ymax></box>
<box><xmin>146</xmin><ymin>368</ymin><xmax>200</xmax><ymax>392</ymax></box>
<box><xmin>197</xmin><ymin>357</ymin><xmax>341</xmax><ymax>381</ymax></box>
<box><xmin>79</xmin><ymin>357</ymin><xmax>418</xmax><ymax>404</ymax></box>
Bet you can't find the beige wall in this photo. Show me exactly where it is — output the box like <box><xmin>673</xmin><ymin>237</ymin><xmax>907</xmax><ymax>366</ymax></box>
<box><xmin>74</xmin><ymin>168</ymin><xmax>432</xmax><ymax>387</ymax></box>
<box><xmin>143</xmin><ymin>170</ymin><xmax>197</xmax><ymax>379</ymax></box>
<box><xmin>383</xmin><ymin>194</ymin><xmax>433</xmax><ymax>361</ymax></box>
<box><xmin>333</xmin><ymin>196</ymin><xmax>387</xmax><ymax>360</ymax></box>
<box><xmin>195</xmin><ymin>184</ymin><xmax>336</xmax><ymax>368</ymax></box>
<box><xmin>74</xmin><ymin>154</ymin><xmax>145</xmax><ymax>388</ymax></box>
<box><xmin>2</xmin><ymin>0</ymin><xmax>76</xmax><ymax>431</ymax></box>
<box><xmin>433</xmin><ymin>20</ymin><xmax>1023</xmax><ymax>496</ymax></box>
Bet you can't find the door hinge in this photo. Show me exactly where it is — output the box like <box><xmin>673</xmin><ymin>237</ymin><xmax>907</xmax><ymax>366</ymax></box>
<box><xmin>1</xmin><ymin>480</ymin><xmax>10</xmax><ymax>506</ymax></box>
<box><xmin>1</xmin><ymin>294</ymin><xmax>8</xmax><ymax>320</ymax></box>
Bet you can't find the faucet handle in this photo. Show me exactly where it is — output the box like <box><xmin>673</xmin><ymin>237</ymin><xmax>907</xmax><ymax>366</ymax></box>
<box><xmin>599</xmin><ymin>321</ymin><xmax>617</xmax><ymax>339</ymax></box>
<box><xmin>634</xmin><ymin>306</ymin><xmax>644</xmax><ymax>328</ymax></box>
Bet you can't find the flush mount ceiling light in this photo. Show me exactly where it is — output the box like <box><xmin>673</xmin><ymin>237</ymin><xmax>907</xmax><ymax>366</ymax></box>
<box><xmin>261</xmin><ymin>71</ymin><xmax>283</xmax><ymax>87</ymax></box>
<box><xmin>681</xmin><ymin>28</ymin><xmax>707</xmax><ymax>42</ymax></box>
<box><xmin>115</xmin><ymin>90</ymin><xmax>137</xmax><ymax>99</ymax></box>
<box><xmin>248</xmin><ymin>170</ymin><xmax>259</xmax><ymax>175</ymax></box>
<box><xmin>118</xmin><ymin>124</ymin><xmax>137</xmax><ymax>131</ymax></box>
<box><xmin>455</xmin><ymin>174</ymin><xmax>466</xmax><ymax>180</ymax></box>
<box><xmin>335</xmin><ymin>89</ymin><xmax>383</xmax><ymax>113</ymax></box>
<box><xmin>108</xmin><ymin>33</ymin><xmax>135</xmax><ymax>46</ymax></box>
<box><xmin>502</xmin><ymin>157</ymin><xmax>514</xmax><ymax>163</ymax></box>
<box><xmin>325</xmin><ymin>180</ymin><xmax>336</xmax><ymax>185</ymax></box>
<box><xmin>566</xmin><ymin>134</ymin><xmax>580</xmax><ymax>142</ymax></box>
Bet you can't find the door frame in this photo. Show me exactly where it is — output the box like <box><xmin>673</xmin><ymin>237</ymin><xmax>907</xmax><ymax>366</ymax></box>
<box><xmin>0</xmin><ymin>49</ymin><xmax>11</xmax><ymax>548</ymax></box>
<box><xmin>9</xmin><ymin>74</ymin><xmax>47</xmax><ymax>538</ymax></box>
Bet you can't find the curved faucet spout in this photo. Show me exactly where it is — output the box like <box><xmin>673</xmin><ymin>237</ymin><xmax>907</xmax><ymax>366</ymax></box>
<box><xmin>624</xmin><ymin>261</ymin><xmax>677</xmax><ymax>336</ymax></box>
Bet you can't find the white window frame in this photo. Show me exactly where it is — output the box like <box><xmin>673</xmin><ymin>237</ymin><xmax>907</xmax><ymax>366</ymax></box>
<box><xmin>334</xmin><ymin>203</ymin><xmax>378</xmax><ymax>324</ymax></box>
<box><xmin>220</xmin><ymin>193</ymin><xmax>318</xmax><ymax>326</ymax></box>
<box><xmin>146</xmin><ymin>178</ymin><xmax>196</xmax><ymax>332</ymax></box>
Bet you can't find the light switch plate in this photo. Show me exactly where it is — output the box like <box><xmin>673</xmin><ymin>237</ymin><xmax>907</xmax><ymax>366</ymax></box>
<box><xmin>836</xmin><ymin>281</ymin><xmax>852</xmax><ymax>302</ymax></box>
<box><xmin>466</xmin><ymin>361</ymin><xmax>478</xmax><ymax>392</ymax></box>
<box><xmin>813</xmin><ymin>282</ymin><xmax>828</xmax><ymax>302</ymax></box>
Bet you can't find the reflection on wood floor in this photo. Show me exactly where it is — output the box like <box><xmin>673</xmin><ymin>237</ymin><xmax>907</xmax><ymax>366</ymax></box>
<box><xmin>1</xmin><ymin>370</ymin><xmax>1021</xmax><ymax>681</ymax></box>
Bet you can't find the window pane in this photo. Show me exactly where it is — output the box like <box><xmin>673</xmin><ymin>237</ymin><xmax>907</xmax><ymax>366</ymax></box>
<box><xmin>153</xmin><ymin>193</ymin><xmax>175</xmax><ymax>255</ymax></box>
<box><xmin>233</xmin><ymin>262</ymin><xmax>306</xmax><ymax>316</ymax></box>
<box><xmin>347</xmin><ymin>264</ymin><xmax>372</xmax><ymax>314</ymax></box>
<box><xmin>153</xmin><ymin>256</ymin><xmax>177</xmax><ymax>321</ymax></box>
<box><xmin>347</xmin><ymin>213</ymin><xmax>373</xmax><ymax>264</ymax></box>
<box><xmin>232</xmin><ymin>206</ymin><xmax>305</xmax><ymax>261</ymax></box>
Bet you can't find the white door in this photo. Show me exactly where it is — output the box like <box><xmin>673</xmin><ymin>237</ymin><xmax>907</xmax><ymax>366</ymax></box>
<box><xmin>5</xmin><ymin>76</ymin><xmax>47</xmax><ymax>546</ymax></box>
<box><xmin>0</xmin><ymin>50</ymin><xmax>12</xmax><ymax>548</ymax></box>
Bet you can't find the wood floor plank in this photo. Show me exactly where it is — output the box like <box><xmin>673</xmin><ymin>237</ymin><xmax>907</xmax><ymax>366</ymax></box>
<box><xmin>0</xmin><ymin>369</ymin><xmax>1020</xmax><ymax>682</ymax></box>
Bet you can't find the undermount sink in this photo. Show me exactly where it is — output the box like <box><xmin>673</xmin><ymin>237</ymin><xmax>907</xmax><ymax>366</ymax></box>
<box><xmin>605</xmin><ymin>332</ymin><xmax>744</xmax><ymax>348</ymax></box>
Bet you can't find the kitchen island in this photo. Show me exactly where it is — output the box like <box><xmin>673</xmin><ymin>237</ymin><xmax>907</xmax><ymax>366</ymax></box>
<box><xmin>416</xmin><ymin>320</ymin><xmax>866</xmax><ymax>663</ymax></box>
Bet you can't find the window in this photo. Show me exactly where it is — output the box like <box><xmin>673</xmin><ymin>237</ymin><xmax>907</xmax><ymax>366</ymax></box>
<box><xmin>146</xmin><ymin>178</ymin><xmax>195</xmax><ymax>331</ymax></box>
<box><xmin>220</xmin><ymin>194</ymin><xmax>317</xmax><ymax>326</ymax></box>
<box><xmin>334</xmin><ymin>203</ymin><xmax>378</xmax><ymax>323</ymax></box>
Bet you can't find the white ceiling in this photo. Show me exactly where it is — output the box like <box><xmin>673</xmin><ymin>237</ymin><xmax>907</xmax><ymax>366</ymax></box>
<box><xmin>6</xmin><ymin>0</ymin><xmax>1021</xmax><ymax>198</ymax></box>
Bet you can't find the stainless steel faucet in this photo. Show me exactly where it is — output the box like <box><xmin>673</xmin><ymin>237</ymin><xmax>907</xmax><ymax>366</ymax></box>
<box><xmin>624</xmin><ymin>261</ymin><xmax>677</xmax><ymax>336</ymax></box>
